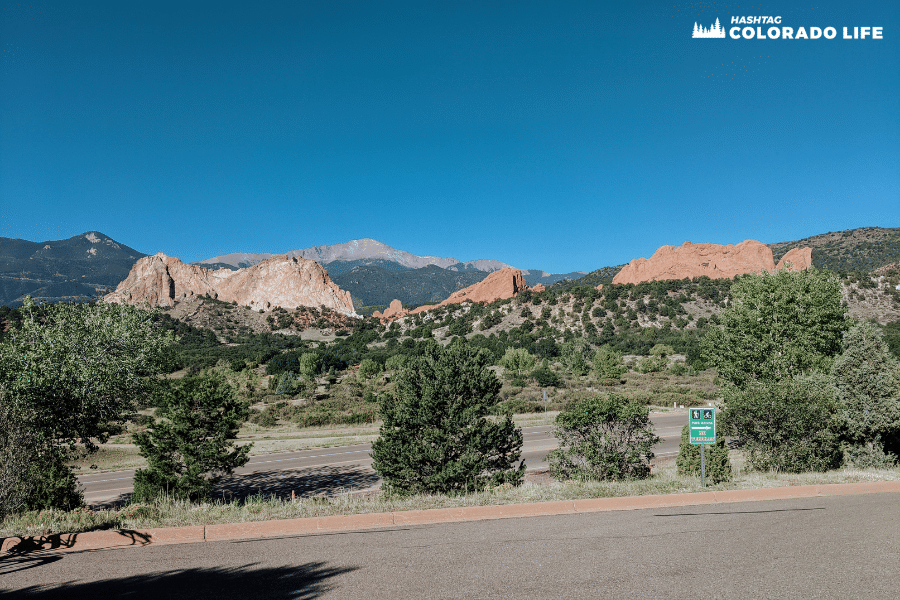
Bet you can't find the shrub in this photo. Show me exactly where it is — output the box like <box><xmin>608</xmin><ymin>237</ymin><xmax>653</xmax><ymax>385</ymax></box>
<box><xmin>676</xmin><ymin>424</ymin><xmax>732</xmax><ymax>484</ymax></box>
<box><xmin>491</xmin><ymin>398</ymin><xmax>545</xmax><ymax>415</ymax></box>
<box><xmin>371</xmin><ymin>342</ymin><xmax>524</xmax><ymax>495</ymax></box>
<box><xmin>592</xmin><ymin>346</ymin><xmax>626</xmax><ymax>380</ymax></box>
<box><xmin>531</xmin><ymin>365</ymin><xmax>563</xmax><ymax>387</ymax></box>
<box><xmin>548</xmin><ymin>394</ymin><xmax>659</xmax><ymax>481</ymax></box>
<box><xmin>724</xmin><ymin>376</ymin><xmax>842</xmax><ymax>473</ymax></box>
<box><xmin>357</xmin><ymin>358</ymin><xmax>382</xmax><ymax>380</ymax></box>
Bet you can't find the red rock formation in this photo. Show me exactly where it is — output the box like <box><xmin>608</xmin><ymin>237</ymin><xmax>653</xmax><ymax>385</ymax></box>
<box><xmin>372</xmin><ymin>299</ymin><xmax>409</xmax><ymax>322</ymax></box>
<box><xmin>612</xmin><ymin>240</ymin><xmax>812</xmax><ymax>285</ymax></box>
<box><xmin>409</xmin><ymin>268</ymin><xmax>531</xmax><ymax>315</ymax></box>
<box><xmin>776</xmin><ymin>247</ymin><xmax>813</xmax><ymax>271</ymax></box>
<box><xmin>531</xmin><ymin>284</ymin><xmax>546</xmax><ymax>293</ymax></box>
<box><xmin>105</xmin><ymin>253</ymin><xmax>355</xmax><ymax>315</ymax></box>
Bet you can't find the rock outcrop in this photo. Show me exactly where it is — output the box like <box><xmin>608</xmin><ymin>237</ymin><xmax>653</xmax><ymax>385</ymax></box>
<box><xmin>372</xmin><ymin>299</ymin><xmax>409</xmax><ymax>322</ymax></box>
<box><xmin>612</xmin><ymin>240</ymin><xmax>812</xmax><ymax>285</ymax></box>
<box><xmin>105</xmin><ymin>253</ymin><xmax>356</xmax><ymax>315</ymax></box>
<box><xmin>776</xmin><ymin>247</ymin><xmax>813</xmax><ymax>271</ymax></box>
<box><xmin>409</xmin><ymin>268</ymin><xmax>531</xmax><ymax>315</ymax></box>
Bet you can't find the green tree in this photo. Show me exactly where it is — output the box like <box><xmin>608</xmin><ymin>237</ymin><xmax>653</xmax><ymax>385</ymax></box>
<box><xmin>548</xmin><ymin>394</ymin><xmax>659</xmax><ymax>481</ymax></box>
<box><xmin>0</xmin><ymin>298</ymin><xmax>172</xmax><ymax>510</ymax></box>
<box><xmin>298</xmin><ymin>352</ymin><xmax>321</xmax><ymax>382</ymax></box>
<box><xmin>559</xmin><ymin>338</ymin><xmax>592</xmax><ymax>376</ymax></box>
<box><xmin>676</xmin><ymin>424</ymin><xmax>732</xmax><ymax>484</ymax></box>
<box><xmin>703</xmin><ymin>269</ymin><xmax>849</xmax><ymax>388</ymax></box>
<box><xmin>0</xmin><ymin>391</ymin><xmax>39</xmax><ymax>519</ymax></box>
<box><xmin>637</xmin><ymin>344</ymin><xmax>674</xmax><ymax>373</ymax></box>
<box><xmin>371</xmin><ymin>342</ymin><xmax>524</xmax><ymax>495</ymax></box>
<box><xmin>592</xmin><ymin>346</ymin><xmax>626</xmax><ymax>380</ymax></box>
<box><xmin>831</xmin><ymin>322</ymin><xmax>900</xmax><ymax>464</ymax></box>
<box><xmin>358</xmin><ymin>358</ymin><xmax>382</xmax><ymax>380</ymax></box>
<box><xmin>499</xmin><ymin>347</ymin><xmax>536</xmax><ymax>380</ymax></box>
<box><xmin>132</xmin><ymin>374</ymin><xmax>251</xmax><ymax>502</ymax></box>
<box><xmin>724</xmin><ymin>376</ymin><xmax>842</xmax><ymax>473</ymax></box>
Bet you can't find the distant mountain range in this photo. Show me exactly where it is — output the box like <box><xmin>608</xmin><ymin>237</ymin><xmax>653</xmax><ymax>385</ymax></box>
<box><xmin>197</xmin><ymin>238</ymin><xmax>513</xmax><ymax>272</ymax></box>
<box><xmin>0</xmin><ymin>232</ymin><xmax>146</xmax><ymax>306</ymax></box>
<box><xmin>196</xmin><ymin>238</ymin><xmax>587</xmax><ymax>310</ymax></box>
<box><xmin>2</xmin><ymin>227</ymin><xmax>899</xmax><ymax>308</ymax></box>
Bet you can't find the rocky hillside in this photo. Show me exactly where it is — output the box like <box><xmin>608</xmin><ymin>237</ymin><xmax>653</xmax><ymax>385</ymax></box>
<box><xmin>769</xmin><ymin>226</ymin><xmax>900</xmax><ymax>274</ymax></box>
<box><xmin>0</xmin><ymin>232</ymin><xmax>146</xmax><ymax>306</ymax></box>
<box><xmin>332</xmin><ymin>264</ymin><xmax>488</xmax><ymax>311</ymax></box>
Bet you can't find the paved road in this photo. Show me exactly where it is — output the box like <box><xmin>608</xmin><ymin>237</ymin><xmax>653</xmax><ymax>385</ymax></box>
<box><xmin>80</xmin><ymin>413</ymin><xmax>687</xmax><ymax>504</ymax></box>
<box><xmin>3</xmin><ymin>492</ymin><xmax>897</xmax><ymax>598</ymax></box>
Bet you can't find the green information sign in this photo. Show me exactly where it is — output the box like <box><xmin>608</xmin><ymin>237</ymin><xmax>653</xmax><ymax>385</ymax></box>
<box><xmin>689</xmin><ymin>407</ymin><xmax>716</xmax><ymax>445</ymax></box>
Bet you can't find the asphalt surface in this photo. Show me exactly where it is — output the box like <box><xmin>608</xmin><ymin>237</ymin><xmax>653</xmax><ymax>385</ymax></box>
<box><xmin>80</xmin><ymin>413</ymin><xmax>688</xmax><ymax>504</ymax></box>
<box><xmin>3</xmin><ymin>492</ymin><xmax>897</xmax><ymax>599</ymax></box>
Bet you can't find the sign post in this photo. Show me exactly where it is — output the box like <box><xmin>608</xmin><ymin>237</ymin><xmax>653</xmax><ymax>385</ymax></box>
<box><xmin>689</xmin><ymin>407</ymin><xmax>716</xmax><ymax>488</ymax></box>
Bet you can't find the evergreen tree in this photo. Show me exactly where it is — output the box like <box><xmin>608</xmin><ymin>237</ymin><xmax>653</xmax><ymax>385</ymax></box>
<box><xmin>371</xmin><ymin>342</ymin><xmax>524</xmax><ymax>495</ymax></box>
<box><xmin>132</xmin><ymin>374</ymin><xmax>251</xmax><ymax>502</ymax></box>
<box><xmin>832</xmin><ymin>322</ymin><xmax>900</xmax><ymax>464</ymax></box>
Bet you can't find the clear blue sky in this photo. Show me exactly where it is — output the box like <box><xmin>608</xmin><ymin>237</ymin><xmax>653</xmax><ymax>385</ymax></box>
<box><xmin>2</xmin><ymin>1</ymin><xmax>898</xmax><ymax>273</ymax></box>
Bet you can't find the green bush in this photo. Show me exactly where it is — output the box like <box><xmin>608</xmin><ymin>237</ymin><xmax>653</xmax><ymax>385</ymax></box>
<box><xmin>531</xmin><ymin>365</ymin><xmax>562</xmax><ymax>387</ymax></box>
<box><xmin>724</xmin><ymin>377</ymin><xmax>843</xmax><ymax>473</ymax></box>
<box><xmin>831</xmin><ymin>322</ymin><xmax>900</xmax><ymax>456</ymax></box>
<box><xmin>491</xmin><ymin>398</ymin><xmax>545</xmax><ymax>415</ymax></box>
<box><xmin>132</xmin><ymin>374</ymin><xmax>251</xmax><ymax>502</ymax></box>
<box><xmin>358</xmin><ymin>358</ymin><xmax>382</xmax><ymax>380</ymax></box>
<box><xmin>371</xmin><ymin>342</ymin><xmax>524</xmax><ymax>495</ymax></box>
<box><xmin>548</xmin><ymin>394</ymin><xmax>659</xmax><ymax>481</ymax></box>
<box><xmin>676</xmin><ymin>424</ymin><xmax>732</xmax><ymax>484</ymax></box>
<box><xmin>592</xmin><ymin>346</ymin><xmax>626</xmax><ymax>380</ymax></box>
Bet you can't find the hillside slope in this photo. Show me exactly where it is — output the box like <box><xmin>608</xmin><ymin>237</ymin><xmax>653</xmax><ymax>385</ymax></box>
<box><xmin>0</xmin><ymin>232</ymin><xmax>146</xmax><ymax>306</ymax></box>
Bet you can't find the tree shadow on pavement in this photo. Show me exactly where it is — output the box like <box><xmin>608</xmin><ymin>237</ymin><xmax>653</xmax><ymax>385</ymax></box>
<box><xmin>3</xmin><ymin>561</ymin><xmax>358</xmax><ymax>599</ymax></box>
<box><xmin>214</xmin><ymin>465</ymin><xmax>381</xmax><ymax>502</ymax></box>
<box><xmin>89</xmin><ymin>464</ymin><xmax>383</xmax><ymax>509</ymax></box>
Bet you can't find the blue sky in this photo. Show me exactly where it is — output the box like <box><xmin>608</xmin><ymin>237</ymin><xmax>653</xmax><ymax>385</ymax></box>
<box><xmin>2</xmin><ymin>1</ymin><xmax>898</xmax><ymax>273</ymax></box>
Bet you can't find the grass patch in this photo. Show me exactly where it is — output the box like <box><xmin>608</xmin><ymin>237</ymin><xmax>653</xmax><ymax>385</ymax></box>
<box><xmin>6</xmin><ymin>462</ymin><xmax>898</xmax><ymax>539</ymax></box>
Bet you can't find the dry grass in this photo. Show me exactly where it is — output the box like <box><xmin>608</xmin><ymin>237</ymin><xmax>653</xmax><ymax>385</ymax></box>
<box><xmin>8</xmin><ymin>460</ymin><xmax>898</xmax><ymax>540</ymax></box>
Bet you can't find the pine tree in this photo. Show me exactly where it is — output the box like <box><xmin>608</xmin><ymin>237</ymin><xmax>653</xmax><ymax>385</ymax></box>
<box><xmin>132</xmin><ymin>374</ymin><xmax>251</xmax><ymax>502</ymax></box>
<box><xmin>832</xmin><ymin>322</ymin><xmax>900</xmax><ymax>464</ymax></box>
<box><xmin>371</xmin><ymin>342</ymin><xmax>524</xmax><ymax>495</ymax></box>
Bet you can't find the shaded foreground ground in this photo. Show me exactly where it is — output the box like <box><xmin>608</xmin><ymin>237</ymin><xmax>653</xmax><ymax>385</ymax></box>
<box><xmin>2</xmin><ymin>491</ymin><xmax>898</xmax><ymax>599</ymax></box>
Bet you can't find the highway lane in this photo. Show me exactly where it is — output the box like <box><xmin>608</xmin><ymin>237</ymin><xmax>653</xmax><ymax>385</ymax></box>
<box><xmin>5</xmin><ymin>492</ymin><xmax>897</xmax><ymax>598</ymax></box>
<box><xmin>80</xmin><ymin>412</ymin><xmax>687</xmax><ymax>504</ymax></box>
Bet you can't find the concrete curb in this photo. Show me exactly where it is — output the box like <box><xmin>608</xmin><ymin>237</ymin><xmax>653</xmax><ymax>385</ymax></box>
<box><xmin>3</xmin><ymin>480</ymin><xmax>898</xmax><ymax>556</ymax></box>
